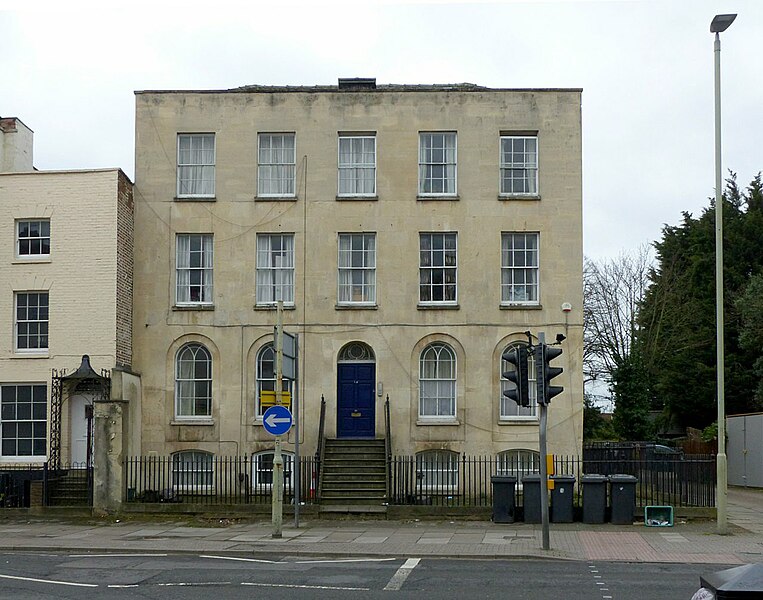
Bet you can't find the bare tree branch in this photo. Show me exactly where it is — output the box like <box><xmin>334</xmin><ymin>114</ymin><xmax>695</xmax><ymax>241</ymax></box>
<box><xmin>583</xmin><ymin>246</ymin><xmax>652</xmax><ymax>387</ymax></box>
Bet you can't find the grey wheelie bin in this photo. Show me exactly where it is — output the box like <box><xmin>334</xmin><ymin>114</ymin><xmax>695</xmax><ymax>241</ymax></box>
<box><xmin>491</xmin><ymin>475</ymin><xmax>517</xmax><ymax>523</ymax></box>
<box><xmin>522</xmin><ymin>474</ymin><xmax>542</xmax><ymax>523</ymax></box>
<box><xmin>550</xmin><ymin>475</ymin><xmax>576</xmax><ymax>523</ymax></box>
<box><xmin>610</xmin><ymin>474</ymin><xmax>638</xmax><ymax>524</ymax></box>
<box><xmin>581</xmin><ymin>474</ymin><xmax>608</xmax><ymax>524</ymax></box>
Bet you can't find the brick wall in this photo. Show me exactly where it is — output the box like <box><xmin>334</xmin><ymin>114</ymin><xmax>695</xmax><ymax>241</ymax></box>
<box><xmin>116</xmin><ymin>170</ymin><xmax>134</xmax><ymax>368</ymax></box>
<box><xmin>0</xmin><ymin>169</ymin><xmax>121</xmax><ymax>379</ymax></box>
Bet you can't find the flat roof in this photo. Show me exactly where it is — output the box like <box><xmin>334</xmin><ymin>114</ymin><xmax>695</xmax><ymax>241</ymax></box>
<box><xmin>135</xmin><ymin>83</ymin><xmax>582</xmax><ymax>95</ymax></box>
<box><xmin>0</xmin><ymin>167</ymin><xmax>132</xmax><ymax>183</ymax></box>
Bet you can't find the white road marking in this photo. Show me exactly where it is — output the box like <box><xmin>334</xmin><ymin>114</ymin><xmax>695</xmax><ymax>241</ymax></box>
<box><xmin>0</xmin><ymin>573</ymin><xmax>98</xmax><ymax>588</ymax></box>
<box><xmin>201</xmin><ymin>555</ymin><xmax>278</xmax><ymax>564</ymax></box>
<box><xmin>294</xmin><ymin>558</ymin><xmax>396</xmax><ymax>564</ymax></box>
<box><xmin>202</xmin><ymin>554</ymin><xmax>396</xmax><ymax>565</ymax></box>
<box><xmin>242</xmin><ymin>582</ymin><xmax>369</xmax><ymax>591</ymax></box>
<box><xmin>158</xmin><ymin>582</ymin><xmax>231</xmax><ymax>587</ymax></box>
<box><xmin>384</xmin><ymin>557</ymin><xmax>420</xmax><ymax>591</ymax></box>
<box><xmin>69</xmin><ymin>553</ymin><xmax>168</xmax><ymax>558</ymax></box>
<box><xmin>108</xmin><ymin>584</ymin><xmax>140</xmax><ymax>588</ymax></box>
<box><xmin>587</xmin><ymin>564</ymin><xmax>612</xmax><ymax>598</ymax></box>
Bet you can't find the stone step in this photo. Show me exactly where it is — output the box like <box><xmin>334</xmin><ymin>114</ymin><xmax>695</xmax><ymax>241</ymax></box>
<box><xmin>319</xmin><ymin>438</ymin><xmax>389</xmax><ymax>505</ymax></box>
<box><xmin>318</xmin><ymin>504</ymin><xmax>388</xmax><ymax>514</ymax></box>
<box><xmin>322</xmin><ymin>474</ymin><xmax>386</xmax><ymax>482</ymax></box>
<box><xmin>322</xmin><ymin>480</ymin><xmax>386</xmax><ymax>489</ymax></box>
<box><xmin>320</xmin><ymin>494</ymin><xmax>387</xmax><ymax>504</ymax></box>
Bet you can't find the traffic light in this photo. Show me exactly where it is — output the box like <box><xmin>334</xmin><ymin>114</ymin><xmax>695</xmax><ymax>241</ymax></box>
<box><xmin>535</xmin><ymin>343</ymin><xmax>564</xmax><ymax>405</ymax></box>
<box><xmin>502</xmin><ymin>345</ymin><xmax>529</xmax><ymax>407</ymax></box>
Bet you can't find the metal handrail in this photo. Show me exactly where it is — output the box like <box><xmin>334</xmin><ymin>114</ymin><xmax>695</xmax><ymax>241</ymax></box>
<box><xmin>314</xmin><ymin>395</ymin><xmax>326</xmax><ymax>501</ymax></box>
<box><xmin>384</xmin><ymin>394</ymin><xmax>391</xmax><ymax>502</ymax></box>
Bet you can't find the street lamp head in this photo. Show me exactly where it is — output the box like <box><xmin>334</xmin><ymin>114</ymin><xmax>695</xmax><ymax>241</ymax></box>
<box><xmin>711</xmin><ymin>13</ymin><xmax>737</xmax><ymax>33</ymax></box>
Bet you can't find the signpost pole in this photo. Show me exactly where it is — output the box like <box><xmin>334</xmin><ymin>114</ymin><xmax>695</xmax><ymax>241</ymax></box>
<box><xmin>294</xmin><ymin>334</ymin><xmax>300</xmax><ymax>528</ymax></box>
<box><xmin>272</xmin><ymin>300</ymin><xmax>284</xmax><ymax>539</ymax></box>
<box><xmin>537</xmin><ymin>332</ymin><xmax>551</xmax><ymax>551</ymax></box>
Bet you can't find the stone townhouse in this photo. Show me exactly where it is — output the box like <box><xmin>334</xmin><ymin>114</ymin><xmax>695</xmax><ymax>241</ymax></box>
<box><xmin>0</xmin><ymin>117</ymin><xmax>138</xmax><ymax>473</ymax></box>
<box><xmin>132</xmin><ymin>79</ymin><xmax>584</xmax><ymax>499</ymax></box>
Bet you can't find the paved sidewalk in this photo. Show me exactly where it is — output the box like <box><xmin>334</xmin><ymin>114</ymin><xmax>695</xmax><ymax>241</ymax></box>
<box><xmin>0</xmin><ymin>516</ymin><xmax>760</xmax><ymax>565</ymax></box>
<box><xmin>0</xmin><ymin>486</ymin><xmax>760</xmax><ymax>565</ymax></box>
<box><xmin>727</xmin><ymin>486</ymin><xmax>763</xmax><ymax>535</ymax></box>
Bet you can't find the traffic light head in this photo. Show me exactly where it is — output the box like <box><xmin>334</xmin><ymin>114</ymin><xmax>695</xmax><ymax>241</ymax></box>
<box><xmin>502</xmin><ymin>345</ymin><xmax>530</xmax><ymax>407</ymax></box>
<box><xmin>536</xmin><ymin>344</ymin><xmax>564</xmax><ymax>405</ymax></box>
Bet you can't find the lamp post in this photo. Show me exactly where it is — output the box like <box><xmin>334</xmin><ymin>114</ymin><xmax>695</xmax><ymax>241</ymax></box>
<box><xmin>710</xmin><ymin>12</ymin><xmax>736</xmax><ymax>536</ymax></box>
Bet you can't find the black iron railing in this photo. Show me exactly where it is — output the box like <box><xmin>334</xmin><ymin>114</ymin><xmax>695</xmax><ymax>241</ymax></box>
<box><xmin>389</xmin><ymin>454</ymin><xmax>716</xmax><ymax>508</ymax></box>
<box><xmin>124</xmin><ymin>455</ymin><xmax>318</xmax><ymax>505</ymax></box>
<box><xmin>314</xmin><ymin>395</ymin><xmax>327</xmax><ymax>500</ymax></box>
<box><xmin>384</xmin><ymin>395</ymin><xmax>391</xmax><ymax>501</ymax></box>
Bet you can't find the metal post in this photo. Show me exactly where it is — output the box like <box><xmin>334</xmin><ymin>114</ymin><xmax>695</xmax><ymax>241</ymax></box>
<box><xmin>714</xmin><ymin>28</ymin><xmax>728</xmax><ymax>536</ymax></box>
<box><xmin>294</xmin><ymin>333</ymin><xmax>300</xmax><ymax>528</ymax></box>
<box><xmin>272</xmin><ymin>300</ymin><xmax>284</xmax><ymax>538</ymax></box>
<box><xmin>537</xmin><ymin>332</ymin><xmax>550</xmax><ymax>550</ymax></box>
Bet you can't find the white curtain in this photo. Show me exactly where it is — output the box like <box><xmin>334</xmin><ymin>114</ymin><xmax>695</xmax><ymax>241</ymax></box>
<box><xmin>257</xmin><ymin>235</ymin><xmax>294</xmax><ymax>303</ymax></box>
<box><xmin>176</xmin><ymin>235</ymin><xmax>213</xmax><ymax>304</ymax></box>
<box><xmin>201</xmin><ymin>236</ymin><xmax>213</xmax><ymax>302</ymax></box>
<box><xmin>178</xmin><ymin>135</ymin><xmax>215</xmax><ymax>196</ymax></box>
<box><xmin>338</xmin><ymin>234</ymin><xmax>375</xmax><ymax>302</ymax></box>
<box><xmin>176</xmin><ymin>234</ymin><xmax>191</xmax><ymax>303</ymax></box>
<box><xmin>259</xmin><ymin>135</ymin><xmax>296</xmax><ymax>196</ymax></box>
<box><xmin>338</xmin><ymin>137</ymin><xmax>375</xmax><ymax>195</ymax></box>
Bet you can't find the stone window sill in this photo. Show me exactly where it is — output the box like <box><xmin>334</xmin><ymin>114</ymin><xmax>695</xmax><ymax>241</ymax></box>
<box><xmin>498</xmin><ymin>418</ymin><xmax>539</xmax><ymax>426</ymax></box>
<box><xmin>500</xmin><ymin>303</ymin><xmax>542</xmax><ymax>310</ymax></box>
<box><xmin>416</xmin><ymin>419</ymin><xmax>460</xmax><ymax>426</ymax></box>
<box><xmin>335</xmin><ymin>304</ymin><xmax>378</xmax><ymax>310</ymax></box>
<box><xmin>173</xmin><ymin>304</ymin><xmax>214</xmax><ymax>311</ymax></box>
<box><xmin>12</xmin><ymin>352</ymin><xmax>49</xmax><ymax>359</ymax></box>
<box><xmin>255</xmin><ymin>196</ymin><xmax>298</xmax><ymax>202</ymax></box>
<box><xmin>12</xmin><ymin>257</ymin><xmax>51</xmax><ymax>264</ymax></box>
<box><xmin>170</xmin><ymin>419</ymin><xmax>215</xmax><ymax>426</ymax></box>
<box><xmin>336</xmin><ymin>195</ymin><xmax>378</xmax><ymax>201</ymax></box>
<box><xmin>417</xmin><ymin>195</ymin><xmax>460</xmax><ymax>201</ymax></box>
<box><xmin>254</xmin><ymin>304</ymin><xmax>296</xmax><ymax>311</ymax></box>
<box><xmin>418</xmin><ymin>303</ymin><xmax>459</xmax><ymax>310</ymax></box>
<box><xmin>499</xmin><ymin>195</ymin><xmax>541</xmax><ymax>201</ymax></box>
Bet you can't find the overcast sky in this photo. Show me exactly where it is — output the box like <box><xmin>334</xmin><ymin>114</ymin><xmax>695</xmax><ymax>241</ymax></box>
<box><xmin>1</xmin><ymin>0</ymin><xmax>760</xmax><ymax>261</ymax></box>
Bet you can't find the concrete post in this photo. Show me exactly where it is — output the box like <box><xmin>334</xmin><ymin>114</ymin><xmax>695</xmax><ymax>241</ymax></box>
<box><xmin>92</xmin><ymin>369</ymin><xmax>133</xmax><ymax>515</ymax></box>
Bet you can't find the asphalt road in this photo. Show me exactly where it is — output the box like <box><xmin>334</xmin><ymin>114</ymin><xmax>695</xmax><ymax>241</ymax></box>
<box><xmin>0</xmin><ymin>551</ymin><xmax>722</xmax><ymax>599</ymax></box>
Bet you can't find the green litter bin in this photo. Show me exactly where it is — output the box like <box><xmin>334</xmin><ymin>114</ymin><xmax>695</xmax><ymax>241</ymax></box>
<box><xmin>645</xmin><ymin>505</ymin><xmax>673</xmax><ymax>527</ymax></box>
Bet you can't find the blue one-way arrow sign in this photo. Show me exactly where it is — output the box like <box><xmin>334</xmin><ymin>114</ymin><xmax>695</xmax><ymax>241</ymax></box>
<box><xmin>262</xmin><ymin>405</ymin><xmax>293</xmax><ymax>436</ymax></box>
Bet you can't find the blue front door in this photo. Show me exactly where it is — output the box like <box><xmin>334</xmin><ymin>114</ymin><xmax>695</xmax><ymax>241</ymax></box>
<box><xmin>337</xmin><ymin>363</ymin><xmax>375</xmax><ymax>438</ymax></box>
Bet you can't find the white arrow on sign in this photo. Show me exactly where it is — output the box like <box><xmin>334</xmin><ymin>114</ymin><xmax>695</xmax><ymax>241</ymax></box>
<box><xmin>265</xmin><ymin>413</ymin><xmax>291</xmax><ymax>428</ymax></box>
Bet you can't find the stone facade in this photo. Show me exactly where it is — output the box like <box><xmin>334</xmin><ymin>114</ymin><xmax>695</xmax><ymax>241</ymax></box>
<box><xmin>0</xmin><ymin>121</ymin><xmax>134</xmax><ymax>466</ymax></box>
<box><xmin>133</xmin><ymin>83</ymin><xmax>584</xmax><ymax>462</ymax></box>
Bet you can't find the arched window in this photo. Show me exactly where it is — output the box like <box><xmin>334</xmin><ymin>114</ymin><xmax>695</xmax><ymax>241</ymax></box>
<box><xmin>175</xmin><ymin>343</ymin><xmax>212</xmax><ymax>419</ymax></box>
<box><xmin>172</xmin><ymin>450</ymin><xmax>213</xmax><ymax>490</ymax></box>
<box><xmin>252</xmin><ymin>450</ymin><xmax>294</xmax><ymax>493</ymax></box>
<box><xmin>416</xmin><ymin>450</ymin><xmax>459</xmax><ymax>489</ymax></box>
<box><xmin>419</xmin><ymin>342</ymin><xmax>456</xmax><ymax>418</ymax></box>
<box><xmin>256</xmin><ymin>343</ymin><xmax>292</xmax><ymax>416</ymax></box>
<box><xmin>338</xmin><ymin>342</ymin><xmax>375</xmax><ymax>362</ymax></box>
<box><xmin>496</xmin><ymin>449</ymin><xmax>540</xmax><ymax>478</ymax></box>
<box><xmin>500</xmin><ymin>342</ymin><xmax>537</xmax><ymax>419</ymax></box>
